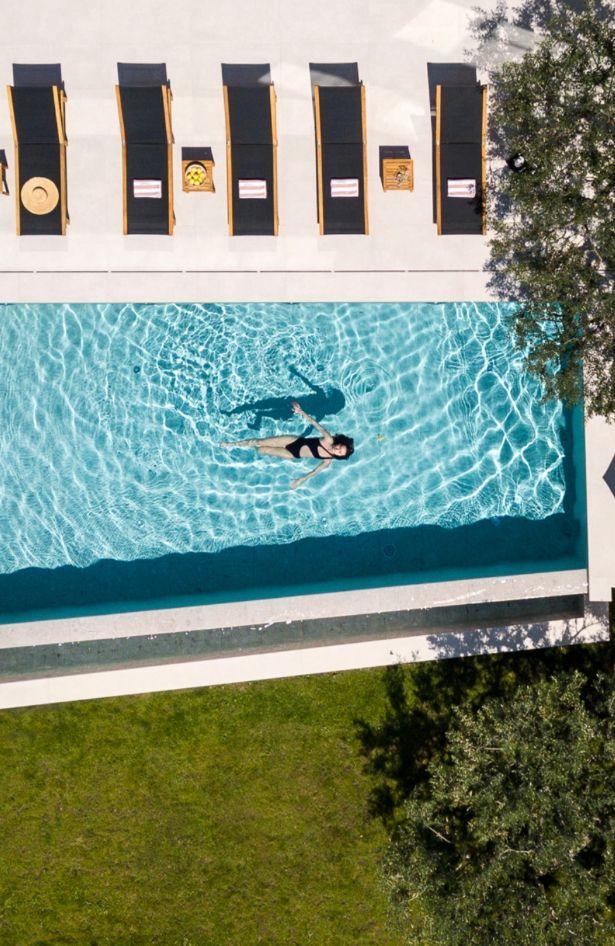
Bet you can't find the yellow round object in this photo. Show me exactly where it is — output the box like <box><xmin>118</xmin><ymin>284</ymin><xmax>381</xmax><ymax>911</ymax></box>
<box><xmin>21</xmin><ymin>177</ymin><xmax>60</xmax><ymax>215</ymax></box>
<box><xmin>185</xmin><ymin>162</ymin><xmax>206</xmax><ymax>187</ymax></box>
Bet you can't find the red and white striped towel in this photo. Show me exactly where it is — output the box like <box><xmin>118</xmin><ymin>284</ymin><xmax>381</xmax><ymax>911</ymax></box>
<box><xmin>238</xmin><ymin>179</ymin><xmax>267</xmax><ymax>199</ymax></box>
<box><xmin>447</xmin><ymin>178</ymin><xmax>476</xmax><ymax>198</ymax></box>
<box><xmin>133</xmin><ymin>179</ymin><xmax>162</xmax><ymax>199</ymax></box>
<box><xmin>330</xmin><ymin>178</ymin><xmax>359</xmax><ymax>198</ymax></box>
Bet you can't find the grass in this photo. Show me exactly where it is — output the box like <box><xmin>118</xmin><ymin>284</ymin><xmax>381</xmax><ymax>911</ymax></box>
<box><xmin>0</xmin><ymin>669</ymin><xmax>405</xmax><ymax>946</ymax></box>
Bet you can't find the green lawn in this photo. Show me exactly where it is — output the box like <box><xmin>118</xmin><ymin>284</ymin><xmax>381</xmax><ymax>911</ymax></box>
<box><xmin>0</xmin><ymin>669</ymin><xmax>404</xmax><ymax>946</ymax></box>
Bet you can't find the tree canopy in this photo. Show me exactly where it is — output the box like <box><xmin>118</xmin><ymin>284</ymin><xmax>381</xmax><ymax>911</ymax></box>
<box><xmin>382</xmin><ymin>672</ymin><xmax>615</xmax><ymax>946</ymax></box>
<box><xmin>487</xmin><ymin>1</ymin><xmax>615</xmax><ymax>418</ymax></box>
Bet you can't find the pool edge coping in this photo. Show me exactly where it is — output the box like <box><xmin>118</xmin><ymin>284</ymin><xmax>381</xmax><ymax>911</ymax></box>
<box><xmin>0</xmin><ymin>568</ymin><xmax>589</xmax><ymax>649</ymax></box>
<box><xmin>0</xmin><ymin>596</ymin><xmax>608</xmax><ymax>710</ymax></box>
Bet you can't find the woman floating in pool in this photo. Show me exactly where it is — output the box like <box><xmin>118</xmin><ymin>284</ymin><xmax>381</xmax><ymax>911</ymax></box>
<box><xmin>221</xmin><ymin>401</ymin><xmax>354</xmax><ymax>489</ymax></box>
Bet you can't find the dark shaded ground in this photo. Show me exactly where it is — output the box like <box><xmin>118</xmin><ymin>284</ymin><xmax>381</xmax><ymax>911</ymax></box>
<box><xmin>355</xmin><ymin>601</ymin><xmax>614</xmax><ymax>823</ymax></box>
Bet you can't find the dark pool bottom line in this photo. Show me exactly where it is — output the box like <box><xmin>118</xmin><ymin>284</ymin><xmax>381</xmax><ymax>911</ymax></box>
<box><xmin>0</xmin><ymin>506</ymin><xmax>586</xmax><ymax>626</ymax></box>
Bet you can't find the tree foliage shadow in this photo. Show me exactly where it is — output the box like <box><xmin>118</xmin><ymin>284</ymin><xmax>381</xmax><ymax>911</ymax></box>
<box><xmin>467</xmin><ymin>0</ymin><xmax>610</xmax><ymax>74</ymax></box>
<box><xmin>467</xmin><ymin>0</ymin><xmax>615</xmax><ymax>322</ymax></box>
<box><xmin>355</xmin><ymin>614</ymin><xmax>614</xmax><ymax>826</ymax></box>
<box><xmin>420</xmin><ymin>602</ymin><xmax>610</xmax><ymax>659</ymax></box>
<box><xmin>468</xmin><ymin>0</ymin><xmax>614</xmax><ymax>163</ymax></box>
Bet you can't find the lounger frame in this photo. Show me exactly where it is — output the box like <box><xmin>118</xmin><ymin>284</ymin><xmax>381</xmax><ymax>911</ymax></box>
<box><xmin>6</xmin><ymin>82</ymin><xmax>68</xmax><ymax>235</ymax></box>
<box><xmin>223</xmin><ymin>83</ymin><xmax>278</xmax><ymax>237</ymax></box>
<box><xmin>313</xmin><ymin>82</ymin><xmax>368</xmax><ymax>236</ymax></box>
<box><xmin>435</xmin><ymin>83</ymin><xmax>488</xmax><ymax>236</ymax></box>
<box><xmin>115</xmin><ymin>82</ymin><xmax>174</xmax><ymax>236</ymax></box>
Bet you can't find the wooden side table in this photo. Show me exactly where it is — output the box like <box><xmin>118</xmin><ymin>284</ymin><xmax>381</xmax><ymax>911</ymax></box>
<box><xmin>0</xmin><ymin>149</ymin><xmax>8</xmax><ymax>196</ymax></box>
<box><xmin>182</xmin><ymin>147</ymin><xmax>215</xmax><ymax>193</ymax></box>
<box><xmin>379</xmin><ymin>146</ymin><xmax>414</xmax><ymax>192</ymax></box>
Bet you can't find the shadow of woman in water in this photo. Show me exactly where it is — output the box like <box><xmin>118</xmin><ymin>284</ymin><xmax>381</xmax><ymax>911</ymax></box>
<box><xmin>221</xmin><ymin>365</ymin><xmax>345</xmax><ymax>431</ymax></box>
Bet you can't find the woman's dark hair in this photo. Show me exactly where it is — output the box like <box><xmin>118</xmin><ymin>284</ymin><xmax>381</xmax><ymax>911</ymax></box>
<box><xmin>332</xmin><ymin>434</ymin><xmax>355</xmax><ymax>459</ymax></box>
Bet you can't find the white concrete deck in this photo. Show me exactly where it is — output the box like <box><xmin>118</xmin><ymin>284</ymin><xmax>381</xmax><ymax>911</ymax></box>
<box><xmin>0</xmin><ymin>0</ymin><xmax>611</xmax><ymax>702</ymax></box>
<box><xmin>0</xmin><ymin>0</ymin><xmax>493</xmax><ymax>303</ymax></box>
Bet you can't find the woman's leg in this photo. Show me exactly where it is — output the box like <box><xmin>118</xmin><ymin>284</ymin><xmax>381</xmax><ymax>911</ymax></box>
<box><xmin>220</xmin><ymin>437</ymin><xmax>258</xmax><ymax>448</ymax></box>
<box><xmin>257</xmin><ymin>446</ymin><xmax>295</xmax><ymax>459</ymax></box>
<box><xmin>221</xmin><ymin>435</ymin><xmax>296</xmax><ymax>449</ymax></box>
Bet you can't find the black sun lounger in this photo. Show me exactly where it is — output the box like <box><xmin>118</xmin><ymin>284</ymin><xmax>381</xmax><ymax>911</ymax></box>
<box><xmin>434</xmin><ymin>80</ymin><xmax>487</xmax><ymax>235</ymax></box>
<box><xmin>310</xmin><ymin>62</ymin><xmax>368</xmax><ymax>235</ymax></box>
<box><xmin>222</xmin><ymin>64</ymin><xmax>278</xmax><ymax>236</ymax></box>
<box><xmin>6</xmin><ymin>63</ymin><xmax>68</xmax><ymax>235</ymax></box>
<box><xmin>116</xmin><ymin>63</ymin><xmax>174</xmax><ymax>235</ymax></box>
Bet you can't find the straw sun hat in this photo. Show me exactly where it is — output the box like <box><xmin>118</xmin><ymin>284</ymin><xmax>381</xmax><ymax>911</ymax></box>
<box><xmin>20</xmin><ymin>176</ymin><xmax>59</xmax><ymax>215</ymax></box>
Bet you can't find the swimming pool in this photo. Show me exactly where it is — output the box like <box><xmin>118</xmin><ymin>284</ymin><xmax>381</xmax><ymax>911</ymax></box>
<box><xmin>0</xmin><ymin>302</ymin><xmax>586</xmax><ymax>622</ymax></box>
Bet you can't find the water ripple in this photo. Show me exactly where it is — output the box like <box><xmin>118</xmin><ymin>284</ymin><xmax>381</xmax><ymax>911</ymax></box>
<box><xmin>0</xmin><ymin>303</ymin><xmax>566</xmax><ymax>575</ymax></box>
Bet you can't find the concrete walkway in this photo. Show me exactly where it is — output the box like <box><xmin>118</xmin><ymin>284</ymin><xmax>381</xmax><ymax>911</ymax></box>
<box><xmin>0</xmin><ymin>0</ymin><xmax>493</xmax><ymax>303</ymax></box>
<box><xmin>0</xmin><ymin>600</ymin><xmax>609</xmax><ymax>709</ymax></box>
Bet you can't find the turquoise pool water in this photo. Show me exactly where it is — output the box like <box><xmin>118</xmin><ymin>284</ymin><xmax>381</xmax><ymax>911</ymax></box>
<box><xmin>0</xmin><ymin>302</ymin><xmax>586</xmax><ymax>621</ymax></box>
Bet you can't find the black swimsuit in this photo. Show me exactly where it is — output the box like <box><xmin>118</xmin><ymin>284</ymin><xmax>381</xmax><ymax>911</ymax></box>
<box><xmin>286</xmin><ymin>437</ymin><xmax>335</xmax><ymax>460</ymax></box>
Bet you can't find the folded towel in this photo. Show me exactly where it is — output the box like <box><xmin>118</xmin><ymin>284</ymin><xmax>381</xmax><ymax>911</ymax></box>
<box><xmin>238</xmin><ymin>179</ymin><xmax>267</xmax><ymax>199</ymax></box>
<box><xmin>330</xmin><ymin>178</ymin><xmax>359</xmax><ymax>198</ymax></box>
<box><xmin>447</xmin><ymin>178</ymin><xmax>476</xmax><ymax>198</ymax></box>
<box><xmin>133</xmin><ymin>179</ymin><xmax>162</xmax><ymax>199</ymax></box>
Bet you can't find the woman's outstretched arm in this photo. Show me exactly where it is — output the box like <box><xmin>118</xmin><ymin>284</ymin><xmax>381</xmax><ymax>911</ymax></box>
<box><xmin>292</xmin><ymin>401</ymin><xmax>333</xmax><ymax>441</ymax></box>
<box><xmin>291</xmin><ymin>459</ymin><xmax>331</xmax><ymax>490</ymax></box>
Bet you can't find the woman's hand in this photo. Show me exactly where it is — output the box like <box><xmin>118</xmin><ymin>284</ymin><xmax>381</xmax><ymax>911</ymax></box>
<box><xmin>291</xmin><ymin>459</ymin><xmax>330</xmax><ymax>490</ymax></box>
<box><xmin>292</xmin><ymin>403</ymin><xmax>331</xmax><ymax>440</ymax></box>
